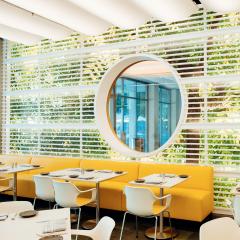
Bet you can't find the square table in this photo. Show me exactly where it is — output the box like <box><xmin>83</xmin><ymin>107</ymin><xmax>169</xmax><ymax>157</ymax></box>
<box><xmin>0</xmin><ymin>164</ymin><xmax>42</xmax><ymax>201</ymax></box>
<box><xmin>129</xmin><ymin>173</ymin><xmax>189</xmax><ymax>240</ymax></box>
<box><xmin>0</xmin><ymin>208</ymin><xmax>71</xmax><ymax>240</ymax></box>
<box><xmin>35</xmin><ymin>168</ymin><xmax>126</xmax><ymax>227</ymax></box>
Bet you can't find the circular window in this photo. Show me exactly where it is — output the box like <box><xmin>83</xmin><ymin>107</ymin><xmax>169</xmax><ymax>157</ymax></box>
<box><xmin>95</xmin><ymin>54</ymin><xmax>186</xmax><ymax>158</ymax></box>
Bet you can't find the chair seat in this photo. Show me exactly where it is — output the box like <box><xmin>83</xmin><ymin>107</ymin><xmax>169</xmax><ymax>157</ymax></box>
<box><xmin>76</xmin><ymin>196</ymin><xmax>95</xmax><ymax>207</ymax></box>
<box><xmin>75</xmin><ymin>180</ymin><xmax>126</xmax><ymax>211</ymax></box>
<box><xmin>0</xmin><ymin>185</ymin><xmax>11</xmax><ymax>192</ymax></box>
<box><xmin>152</xmin><ymin>204</ymin><xmax>167</xmax><ymax>216</ymax></box>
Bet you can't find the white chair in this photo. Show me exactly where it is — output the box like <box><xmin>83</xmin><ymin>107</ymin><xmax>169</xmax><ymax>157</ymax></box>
<box><xmin>53</xmin><ymin>180</ymin><xmax>96</xmax><ymax>230</ymax></box>
<box><xmin>120</xmin><ymin>186</ymin><xmax>172</xmax><ymax>240</ymax></box>
<box><xmin>232</xmin><ymin>196</ymin><xmax>240</xmax><ymax>226</ymax></box>
<box><xmin>33</xmin><ymin>175</ymin><xmax>55</xmax><ymax>209</ymax></box>
<box><xmin>0</xmin><ymin>201</ymin><xmax>33</xmax><ymax>214</ymax></box>
<box><xmin>226</xmin><ymin>196</ymin><xmax>240</xmax><ymax>226</ymax></box>
<box><xmin>200</xmin><ymin>217</ymin><xmax>240</xmax><ymax>240</ymax></box>
<box><xmin>0</xmin><ymin>174</ymin><xmax>13</xmax><ymax>196</ymax></box>
<box><xmin>71</xmin><ymin>216</ymin><xmax>115</xmax><ymax>240</ymax></box>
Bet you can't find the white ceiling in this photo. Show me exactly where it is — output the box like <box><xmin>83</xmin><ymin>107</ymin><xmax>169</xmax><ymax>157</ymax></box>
<box><xmin>0</xmin><ymin>0</ymin><xmax>240</xmax><ymax>44</ymax></box>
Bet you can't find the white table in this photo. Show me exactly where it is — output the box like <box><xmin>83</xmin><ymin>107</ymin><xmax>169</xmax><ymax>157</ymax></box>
<box><xmin>0</xmin><ymin>208</ymin><xmax>71</xmax><ymax>240</ymax></box>
<box><xmin>0</xmin><ymin>164</ymin><xmax>42</xmax><ymax>201</ymax></box>
<box><xmin>36</xmin><ymin>168</ymin><xmax>126</xmax><ymax>227</ymax></box>
<box><xmin>130</xmin><ymin>173</ymin><xmax>189</xmax><ymax>240</ymax></box>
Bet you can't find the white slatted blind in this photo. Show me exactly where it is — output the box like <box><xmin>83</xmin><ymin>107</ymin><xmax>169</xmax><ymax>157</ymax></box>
<box><xmin>2</xmin><ymin>8</ymin><xmax>240</xmax><ymax>210</ymax></box>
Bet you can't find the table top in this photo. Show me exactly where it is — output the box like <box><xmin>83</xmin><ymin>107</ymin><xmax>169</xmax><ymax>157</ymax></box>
<box><xmin>35</xmin><ymin>168</ymin><xmax>126</xmax><ymax>183</ymax></box>
<box><xmin>0</xmin><ymin>208</ymin><xmax>71</xmax><ymax>240</ymax></box>
<box><xmin>0</xmin><ymin>164</ymin><xmax>42</xmax><ymax>174</ymax></box>
<box><xmin>129</xmin><ymin>173</ymin><xmax>189</xmax><ymax>189</ymax></box>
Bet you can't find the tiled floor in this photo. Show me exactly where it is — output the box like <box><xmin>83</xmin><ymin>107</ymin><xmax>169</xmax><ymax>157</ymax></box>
<box><xmin>0</xmin><ymin>194</ymin><xmax>203</xmax><ymax>240</ymax></box>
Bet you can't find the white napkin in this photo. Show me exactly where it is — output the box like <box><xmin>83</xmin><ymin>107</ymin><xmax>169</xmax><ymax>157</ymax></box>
<box><xmin>41</xmin><ymin>218</ymin><xmax>67</xmax><ymax>234</ymax></box>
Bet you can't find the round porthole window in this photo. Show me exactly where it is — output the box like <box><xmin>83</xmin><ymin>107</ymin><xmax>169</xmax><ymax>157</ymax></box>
<box><xmin>95</xmin><ymin>54</ymin><xmax>186</xmax><ymax>158</ymax></box>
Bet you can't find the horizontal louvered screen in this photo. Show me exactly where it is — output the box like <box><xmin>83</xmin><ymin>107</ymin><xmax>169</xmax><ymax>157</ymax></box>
<box><xmin>2</xmin><ymin>7</ymin><xmax>240</xmax><ymax>210</ymax></box>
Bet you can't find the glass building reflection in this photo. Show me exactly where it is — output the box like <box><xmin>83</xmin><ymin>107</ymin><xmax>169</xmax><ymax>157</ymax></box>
<box><xmin>108</xmin><ymin>61</ymin><xmax>181</xmax><ymax>152</ymax></box>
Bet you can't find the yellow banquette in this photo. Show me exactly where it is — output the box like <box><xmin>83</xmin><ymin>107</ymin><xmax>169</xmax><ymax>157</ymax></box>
<box><xmin>0</xmin><ymin>155</ymin><xmax>214</xmax><ymax>222</ymax></box>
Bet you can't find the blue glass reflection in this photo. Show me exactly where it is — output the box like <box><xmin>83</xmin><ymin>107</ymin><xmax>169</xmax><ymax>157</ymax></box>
<box><xmin>109</xmin><ymin>61</ymin><xmax>181</xmax><ymax>152</ymax></box>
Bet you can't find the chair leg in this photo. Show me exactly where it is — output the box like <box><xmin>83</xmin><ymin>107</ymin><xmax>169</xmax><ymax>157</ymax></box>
<box><xmin>120</xmin><ymin>212</ymin><xmax>128</xmax><ymax>240</ymax></box>
<box><xmin>154</xmin><ymin>216</ymin><xmax>158</xmax><ymax>240</ymax></box>
<box><xmin>33</xmin><ymin>197</ymin><xmax>36</xmax><ymax>208</ymax></box>
<box><xmin>48</xmin><ymin>201</ymin><xmax>51</xmax><ymax>209</ymax></box>
<box><xmin>166</xmin><ymin>211</ymin><xmax>173</xmax><ymax>240</ymax></box>
<box><xmin>76</xmin><ymin>208</ymin><xmax>81</xmax><ymax>240</ymax></box>
<box><xmin>135</xmin><ymin>216</ymin><xmax>138</xmax><ymax>239</ymax></box>
<box><xmin>77</xmin><ymin>208</ymin><xmax>81</xmax><ymax>229</ymax></box>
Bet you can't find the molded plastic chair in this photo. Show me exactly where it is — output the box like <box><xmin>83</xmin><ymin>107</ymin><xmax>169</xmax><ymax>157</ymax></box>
<box><xmin>53</xmin><ymin>180</ymin><xmax>96</xmax><ymax>230</ymax></box>
<box><xmin>33</xmin><ymin>175</ymin><xmax>55</xmax><ymax>209</ymax></box>
<box><xmin>120</xmin><ymin>186</ymin><xmax>172</xmax><ymax>240</ymax></box>
<box><xmin>0</xmin><ymin>201</ymin><xmax>33</xmax><ymax>214</ymax></box>
<box><xmin>71</xmin><ymin>216</ymin><xmax>115</xmax><ymax>240</ymax></box>
<box><xmin>200</xmin><ymin>217</ymin><xmax>240</xmax><ymax>240</ymax></box>
<box><xmin>0</xmin><ymin>176</ymin><xmax>13</xmax><ymax>194</ymax></box>
<box><xmin>226</xmin><ymin>196</ymin><xmax>240</xmax><ymax>226</ymax></box>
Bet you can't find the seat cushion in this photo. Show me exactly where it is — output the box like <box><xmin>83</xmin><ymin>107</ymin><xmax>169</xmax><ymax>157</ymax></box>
<box><xmin>122</xmin><ymin>186</ymin><xmax>213</xmax><ymax>221</ymax></box>
<box><xmin>80</xmin><ymin>159</ymin><xmax>139</xmax><ymax>183</ymax></box>
<box><xmin>16</xmin><ymin>174</ymin><xmax>35</xmax><ymax>198</ymax></box>
<box><xmin>74</xmin><ymin>180</ymin><xmax>126</xmax><ymax>211</ymax></box>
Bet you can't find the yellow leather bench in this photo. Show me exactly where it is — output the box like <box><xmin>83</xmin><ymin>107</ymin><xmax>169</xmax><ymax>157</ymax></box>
<box><xmin>0</xmin><ymin>155</ymin><xmax>214</xmax><ymax>222</ymax></box>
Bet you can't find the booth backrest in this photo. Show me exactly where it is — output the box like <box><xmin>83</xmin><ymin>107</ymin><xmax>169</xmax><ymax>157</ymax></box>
<box><xmin>139</xmin><ymin>162</ymin><xmax>213</xmax><ymax>191</ymax></box>
<box><xmin>0</xmin><ymin>155</ymin><xmax>31</xmax><ymax>164</ymax></box>
<box><xmin>31</xmin><ymin>156</ymin><xmax>81</xmax><ymax>172</ymax></box>
<box><xmin>80</xmin><ymin>159</ymin><xmax>139</xmax><ymax>183</ymax></box>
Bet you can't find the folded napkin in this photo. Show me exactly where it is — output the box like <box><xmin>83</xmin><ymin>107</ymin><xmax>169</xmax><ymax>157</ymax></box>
<box><xmin>0</xmin><ymin>167</ymin><xmax>9</xmax><ymax>171</ymax></box>
<box><xmin>78</xmin><ymin>176</ymin><xmax>94</xmax><ymax>180</ymax></box>
<box><xmin>97</xmin><ymin>170</ymin><xmax>112</xmax><ymax>173</ymax></box>
<box><xmin>145</xmin><ymin>181</ymin><xmax>163</xmax><ymax>185</ymax></box>
<box><xmin>41</xmin><ymin>219</ymin><xmax>67</xmax><ymax>234</ymax></box>
<box><xmin>19</xmin><ymin>164</ymin><xmax>31</xmax><ymax>167</ymax></box>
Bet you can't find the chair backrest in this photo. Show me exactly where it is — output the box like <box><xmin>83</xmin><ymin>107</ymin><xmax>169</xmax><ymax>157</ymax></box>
<box><xmin>0</xmin><ymin>201</ymin><xmax>33</xmax><ymax>214</ymax></box>
<box><xmin>91</xmin><ymin>216</ymin><xmax>115</xmax><ymax>240</ymax></box>
<box><xmin>200</xmin><ymin>217</ymin><xmax>240</xmax><ymax>240</ymax></box>
<box><xmin>233</xmin><ymin>195</ymin><xmax>240</xmax><ymax>226</ymax></box>
<box><xmin>33</xmin><ymin>175</ymin><xmax>55</xmax><ymax>201</ymax></box>
<box><xmin>53</xmin><ymin>180</ymin><xmax>80</xmax><ymax>208</ymax></box>
<box><xmin>125</xmin><ymin>186</ymin><xmax>156</xmax><ymax>216</ymax></box>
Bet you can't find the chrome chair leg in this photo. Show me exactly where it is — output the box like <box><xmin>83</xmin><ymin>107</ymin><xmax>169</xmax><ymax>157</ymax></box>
<box><xmin>75</xmin><ymin>208</ymin><xmax>81</xmax><ymax>240</ymax></box>
<box><xmin>33</xmin><ymin>197</ymin><xmax>36</xmax><ymax>208</ymax></box>
<box><xmin>154</xmin><ymin>216</ymin><xmax>158</xmax><ymax>240</ymax></box>
<box><xmin>77</xmin><ymin>208</ymin><xmax>81</xmax><ymax>229</ymax></box>
<box><xmin>120</xmin><ymin>212</ymin><xmax>128</xmax><ymax>240</ymax></box>
<box><xmin>135</xmin><ymin>216</ymin><xmax>138</xmax><ymax>239</ymax></box>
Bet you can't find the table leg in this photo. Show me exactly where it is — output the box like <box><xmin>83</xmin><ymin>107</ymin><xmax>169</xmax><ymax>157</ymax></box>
<box><xmin>13</xmin><ymin>172</ymin><xmax>17</xmax><ymax>201</ymax></box>
<box><xmin>96</xmin><ymin>182</ymin><xmax>100</xmax><ymax>223</ymax></box>
<box><xmin>81</xmin><ymin>182</ymin><xmax>100</xmax><ymax>229</ymax></box>
<box><xmin>145</xmin><ymin>188</ymin><xmax>178</xmax><ymax>239</ymax></box>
